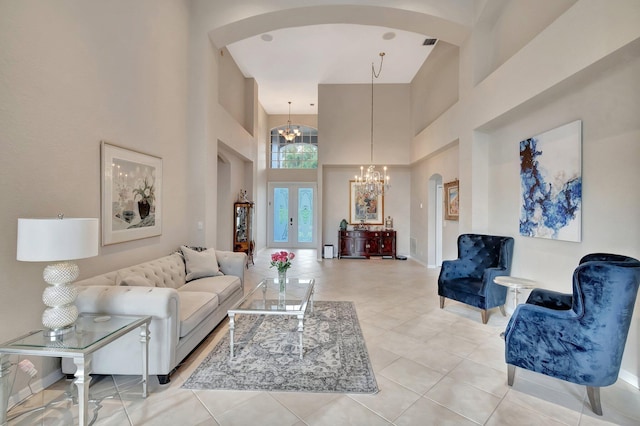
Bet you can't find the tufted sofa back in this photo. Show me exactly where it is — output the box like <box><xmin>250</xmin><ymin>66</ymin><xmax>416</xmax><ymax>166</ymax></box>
<box><xmin>75</xmin><ymin>253</ymin><xmax>187</xmax><ymax>289</ymax></box>
<box><xmin>457</xmin><ymin>234</ymin><xmax>514</xmax><ymax>279</ymax></box>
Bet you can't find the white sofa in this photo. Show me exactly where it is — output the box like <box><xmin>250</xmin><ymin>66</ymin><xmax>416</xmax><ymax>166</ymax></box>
<box><xmin>61</xmin><ymin>248</ymin><xmax>246</xmax><ymax>384</ymax></box>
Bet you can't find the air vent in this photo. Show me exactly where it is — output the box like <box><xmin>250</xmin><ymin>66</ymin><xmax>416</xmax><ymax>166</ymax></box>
<box><xmin>423</xmin><ymin>38</ymin><xmax>437</xmax><ymax>46</ymax></box>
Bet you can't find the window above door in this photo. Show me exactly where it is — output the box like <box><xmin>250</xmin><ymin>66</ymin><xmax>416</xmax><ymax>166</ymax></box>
<box><xmin>270</xmin><ymin>125</ymin><xmax>318</xmax><ymax>169</ymax></box>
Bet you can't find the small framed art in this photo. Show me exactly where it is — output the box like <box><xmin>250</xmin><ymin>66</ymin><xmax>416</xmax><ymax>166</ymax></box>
<box><xmin>444</xmin><ymin>180</ymin><xmax>459</xmax><ymax>221</ymax></box>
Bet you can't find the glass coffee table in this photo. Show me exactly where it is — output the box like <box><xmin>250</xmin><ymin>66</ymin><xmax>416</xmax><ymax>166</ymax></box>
<box><xmin>0</xmin><ymin>314</ymin><xmax>150</xmax><ymax>426</ymax></box>
<box><xmin>228</xmin><ymin>277</ymin><xmax>315</xmax><ymax>360</ymax></box>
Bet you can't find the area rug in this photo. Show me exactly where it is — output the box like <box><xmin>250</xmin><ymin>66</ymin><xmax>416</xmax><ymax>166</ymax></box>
<box><xmin>182</xmin><ymin>301</ymin><xmax>378</xmax><ymax>394</ymax></box>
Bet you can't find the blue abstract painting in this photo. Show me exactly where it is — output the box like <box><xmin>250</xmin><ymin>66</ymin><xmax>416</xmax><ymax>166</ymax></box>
<box><xmin>520</xmin><ymin>120</ymin><xmax>582</xmax><ymax>242</ymax></box>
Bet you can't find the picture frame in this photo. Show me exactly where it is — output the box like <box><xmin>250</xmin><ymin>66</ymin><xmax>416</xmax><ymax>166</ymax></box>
<box><xmin>101</xmin><ymin>141</ymin><xmax>162</xmax><ymax>245</ymax></box>
<box><xmin>444</xmin><ymin>180</ymin><xmax>459</xmax><ymax>221</ymax></box>
<box><xmin>519</xmin><ymin>120</ymin><xmax>582</xmax><ymax>241</ymax></box>
<box><xmin>349</xmin><ymin>180</ymin><xmax>384</xmax><ymax>225</ymax></box>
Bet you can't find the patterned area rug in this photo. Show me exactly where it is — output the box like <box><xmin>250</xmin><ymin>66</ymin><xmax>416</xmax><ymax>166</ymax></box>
<box><xmin>182</xmin><ymin>301</ymin><xmax>378</xmax><ymax>393</ymax></box>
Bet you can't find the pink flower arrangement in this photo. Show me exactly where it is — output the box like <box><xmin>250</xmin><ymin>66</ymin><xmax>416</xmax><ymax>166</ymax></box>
<box><xmin>270</xmin><ymin>250</ymin><xmax>295</xmax><ymax>273</ymax></box>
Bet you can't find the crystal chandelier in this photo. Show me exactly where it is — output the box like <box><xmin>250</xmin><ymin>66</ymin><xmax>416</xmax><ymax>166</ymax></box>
<box><xmin>355</xmin><ymin>53</ymin><xmax>390</xmax><ymax>197</ymax></box>
<box><xmin>278</xmin><ymin>101</ymin><xmax>301</xmax><ymax>142</ymax></box>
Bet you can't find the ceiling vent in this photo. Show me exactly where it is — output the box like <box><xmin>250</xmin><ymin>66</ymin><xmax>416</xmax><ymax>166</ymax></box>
<box><xmin>423</xmin><ymin>38</ymin><xmax>437</xmax><ymax>46</ymax></box>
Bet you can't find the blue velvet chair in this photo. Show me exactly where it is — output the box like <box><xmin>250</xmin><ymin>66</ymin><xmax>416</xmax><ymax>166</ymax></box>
<box><xmin>438</xmin><ymin>234</ymin><xmax>514</xmax><ymax>324</ymax></box>
<box><xmin>504</xmin><ymin>253</ymin><xmax>640</xmax><ymax>415</ymax></box>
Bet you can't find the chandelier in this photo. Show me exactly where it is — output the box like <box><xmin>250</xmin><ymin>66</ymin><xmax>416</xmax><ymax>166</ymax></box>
<box><xmin>355</xmin><ymin>52</ymin><xmax>390</xmax><ymax>197</ymax></box>
<box><xmin>278</xmin><ymin>101</ymin><xmax>301</xmax><ymax>142</ymax></box>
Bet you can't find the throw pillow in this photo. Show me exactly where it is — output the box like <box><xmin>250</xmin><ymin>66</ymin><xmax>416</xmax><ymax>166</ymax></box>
<box><xmin>181</xmin><ymin>245</ymin><xmax>223</xmax><ymax>281</ymax></box>
<box><xmin>117</xmin><ymin>273</ymin><xmax>154</xmax><ymax>287</ymax></box>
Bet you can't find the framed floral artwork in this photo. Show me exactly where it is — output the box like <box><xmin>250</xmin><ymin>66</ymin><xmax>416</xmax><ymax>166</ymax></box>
<box><xmin>444</xmin><ymin>180</ymin><xmax>459</xmax><ymax>221</ymax></box>
<box><xmin>349</xmin><ymin>180</ymin><xmax>384</xmax><ymax>225</ymax></box>
<box><xmin>101</xmin><ymin>141</ymin><xmax>162</xmax><ymax>245</ymax></box>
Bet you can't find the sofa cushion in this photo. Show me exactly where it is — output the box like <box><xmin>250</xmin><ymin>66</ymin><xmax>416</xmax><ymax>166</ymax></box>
<box><xmin>181</xmin><ymin>246</ymin><xmax>223</xmax><ymax>282</ymax></box>
<box><xmin>178</xmin><ymin>275</ymin><xmax>242</xmax><ymax>305</ymax></box>
<box><xmin>112</xmin><ymin>253</ymin><xmax>186</xmax><ymax>289</ymax></box>
<box><xmin>178</xmin><ymin>291</ymin><xmax>219</xmax><ymax>338</ymax></box>
<box><xmin>117</xmin><ymin>273</ymin><xmax>154</xmax><ymax>287</ymax></box>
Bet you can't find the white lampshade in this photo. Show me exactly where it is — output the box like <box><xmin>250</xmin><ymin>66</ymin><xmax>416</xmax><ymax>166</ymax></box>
<box><xmin>17</xmin><ymin>218</ymin><xmax>99</xmax><ymax>262</ymax></box>
<box><xmin>17</xmin><ymin>217</ymin><xmax>99</xmax><ymax>337</ymax></box>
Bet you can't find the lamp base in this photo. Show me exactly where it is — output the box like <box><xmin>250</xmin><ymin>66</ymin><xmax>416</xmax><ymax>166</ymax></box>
<box><xmin>41</xmin><ymin>262</ymin><xmax>80</xmax><ymax>333</ymax></box>
<box><xmin>43</xmin><ymin>324</ymin><xmax>75</xmax><ymax>340</ymax></box>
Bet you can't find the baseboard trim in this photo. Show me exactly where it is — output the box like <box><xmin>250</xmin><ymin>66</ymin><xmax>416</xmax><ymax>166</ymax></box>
<box><xmin>618</xmin><ymin>369</ymin><xmax>639</xmax><ymax>390</ymax></box>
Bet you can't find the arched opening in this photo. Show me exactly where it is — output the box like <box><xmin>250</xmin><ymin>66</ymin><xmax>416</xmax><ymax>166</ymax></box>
<box><xmin>428</xmin><ymin>174</ymin><xmax>443</xmax><ymax>268</ymax></box>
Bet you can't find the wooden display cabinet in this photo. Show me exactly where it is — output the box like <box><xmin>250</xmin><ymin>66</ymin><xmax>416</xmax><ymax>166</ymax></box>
<box><xmin>233</xmin><ymin>201</ymin><xmax>254</xmax><ymax>266</ymax></box>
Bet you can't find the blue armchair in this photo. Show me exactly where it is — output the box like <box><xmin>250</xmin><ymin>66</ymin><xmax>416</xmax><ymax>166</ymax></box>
<box><xmin>438</xmin><ymin>234</ymin><xmax>514</xmax><ymax>324</ymax></box>
<box><xmin>504</xmin><ymin>253</ymin><xmax>640</xmax><ymax>415</ymax></box>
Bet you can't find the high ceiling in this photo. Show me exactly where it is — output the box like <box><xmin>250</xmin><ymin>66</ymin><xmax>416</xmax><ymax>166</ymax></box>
<box><xmin>226</xmin><ymin>24</ymin><xmax>437</xmax><ymax>115</ymax></box>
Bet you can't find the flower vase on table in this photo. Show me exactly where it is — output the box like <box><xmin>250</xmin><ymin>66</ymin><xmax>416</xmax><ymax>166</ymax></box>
<box><xmin>270</xmin><ymin>250</ymin><xmax>295</xmax><ymax>294</ymax></box>
<box><xmin>278</xmin><ymin>270</ymin><xmax>287</xmax><ymax>292</ymax></box>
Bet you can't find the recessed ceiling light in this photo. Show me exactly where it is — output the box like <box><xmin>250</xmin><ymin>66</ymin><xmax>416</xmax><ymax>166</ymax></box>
<box><xmin>382</xmin><ymin>32</ymin><xmax>396</xmax><ymax>40</ymax></box>
<box><xmin>261</xmin><ymin>34</ymin><xmax>273</xmax><ymax>42</ymax></box>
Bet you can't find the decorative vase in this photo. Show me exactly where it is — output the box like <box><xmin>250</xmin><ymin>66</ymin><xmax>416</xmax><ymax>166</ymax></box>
<box><xmin>138</xmin><ymin>201</ymin><xmax>151</xmax><ymax>219</ymax></box>
<box><xmin>278</xmin><ymin>270</ymin><xmax>287</xmax><ymax>292</ymax></box>
<box><xmin>122</xmin><ymin>210</ymin><xmax>135</xmax><ymax>223</ymax></box>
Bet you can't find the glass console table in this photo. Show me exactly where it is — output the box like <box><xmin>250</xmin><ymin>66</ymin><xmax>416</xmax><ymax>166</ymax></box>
<box><xmin>0</xmin><ymin>314</ymin><xmax>150</xmax><ymax>426</ymax></box>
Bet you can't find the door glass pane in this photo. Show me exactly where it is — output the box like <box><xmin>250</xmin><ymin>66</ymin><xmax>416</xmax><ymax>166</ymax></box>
<box><xmin>274</xmin><ymin>188</ymin><xmax>289</xmax><ymax>243</ymax></box>
<box><xmin>297</xmin><ymin>187</ymin><xmax>313</xmax><ymax>243</ymax></box>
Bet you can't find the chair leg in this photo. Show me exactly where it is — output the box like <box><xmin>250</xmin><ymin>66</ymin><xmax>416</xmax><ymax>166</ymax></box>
<box><xmin>481</xmin><ymin>309</ymin><xmax>488</xmax><ymax>324</ymax></box>
<box><xmin>499</xmin><ymin>305</ymin><xmax>506</xmax><ymax>316</ymax></box>
<box><xmin>439</xmin><ymin>296</ymin><xmax>444</xmax><ymax>309</ymax></box>
<box><xmin>507</xmin><ymin>364</ymin><xmax>515</xmax><ymax>386</ymax></box>
<box><xmin>587</xmin><ymin>386</ymin><xmax>603</xmax><ymax>416</ymax></box>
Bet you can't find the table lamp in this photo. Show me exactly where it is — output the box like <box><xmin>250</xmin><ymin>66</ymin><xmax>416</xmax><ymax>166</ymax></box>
<box><xmin>17</xmin><ymin>215</ymin><xmax>99</xmax><ymax>338</ymax></box>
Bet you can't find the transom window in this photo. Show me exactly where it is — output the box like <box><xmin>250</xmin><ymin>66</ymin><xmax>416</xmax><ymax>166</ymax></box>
<box><xmin>270</xmin><ymin>125</ymin><xmax>318</xmax><ymax>169</ymax></box>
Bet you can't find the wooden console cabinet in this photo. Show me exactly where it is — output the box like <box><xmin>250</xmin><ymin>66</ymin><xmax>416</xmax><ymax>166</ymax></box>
<box><xmin>338</xmin><ymin>230</ymin><xmax>396</xmax><ymax>259</ymax></box>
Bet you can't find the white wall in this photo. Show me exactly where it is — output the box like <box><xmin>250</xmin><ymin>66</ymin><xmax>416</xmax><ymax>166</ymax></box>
<box><xmin>473</xmin><ymin>0</ymin><xmax>577</xmax><ymax>85</ymax></box>
<box><xmin>216</xmin><ymin>144</ymin><xmax>252</xmax><ymax>251</ymax></box>
<box><xmin>0</xmin><ymin>0</ymin><xmax>190</xmax><ymax>398</ymax></box>
<box><xmin>319</xmin><ymin>84</ymin><xmax>411</xmax><ymax>166</ymax></box>
<box><xmin>3</xmin><ymin>0</ymin><xmax>638</xmax><ymax>400</ymax></box>
<box><xmin>322</xmin><ymin>166</ymin><xmax>411</xmax><ymax>257</ymax></box>
<box><xmin>486</xmin><ymin>49</ymin><xmax>640</xmax><ymax>283</ymax></box>
<box><xmin>485</xmin><ymin>46</ymin><xmax>640</xmax><ymax>382</ymax></box>
<box><xmin>410</xmin><ymin>145</ymin><xmax>460</xmax><ymax>265</ymax></box>
<box><xmin>412</xmin><ymin>0</ymin><xmax>640</xmax><ymax>384</ymax></box>
<box><xmin>255</xmin><ymin>104</ymin><xmax>269</xmax><ymax>252</ymax></box>
<box><xmin>411</xmin><ymin>41</ymin><xmax>460</xmax><ymax>135</ymax></box>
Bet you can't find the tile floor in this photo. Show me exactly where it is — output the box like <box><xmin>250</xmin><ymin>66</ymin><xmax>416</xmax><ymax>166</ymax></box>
<box><xmin>7</xmin><ymin>249</ymin><xmax>640</xmax><ymax>425</ymax></box>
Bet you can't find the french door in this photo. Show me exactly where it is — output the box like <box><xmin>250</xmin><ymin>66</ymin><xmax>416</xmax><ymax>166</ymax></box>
<box><xmin>268</xmin><ymin>183</ymin><xmax>316</xmax><ymax>249</ymax></box>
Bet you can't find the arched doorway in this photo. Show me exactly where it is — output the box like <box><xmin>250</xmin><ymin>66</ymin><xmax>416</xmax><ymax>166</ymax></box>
<box><xmin>428</xmin><ymin>174</ymin><xmax>443</xmax><ymax>268</ymax></box>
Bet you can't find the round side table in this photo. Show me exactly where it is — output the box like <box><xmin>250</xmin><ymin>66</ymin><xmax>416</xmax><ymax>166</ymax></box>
<box><xmin>494</xmin><ymin>276</ymin><xmax>538</xmax><ymax>307</ymax></box>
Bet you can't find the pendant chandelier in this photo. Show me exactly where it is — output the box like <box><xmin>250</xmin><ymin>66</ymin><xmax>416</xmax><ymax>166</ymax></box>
<box><xmin>278</xmin><ymin>101</ymin><xmax>301</xmax><ymax>142</ymax></box>
<box><xmin>355</xmin><ymin>52</ymin><xmax>390</xmax><ymax>197</ymax></box>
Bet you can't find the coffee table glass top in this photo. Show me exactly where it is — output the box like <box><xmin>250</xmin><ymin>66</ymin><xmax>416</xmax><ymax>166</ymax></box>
<box><xmin>230</xmin><ymin>278</ymin><xmax>315</xmax><ymax>314</ymax></box>
<box><xmin>0</xmin><ymin>314</ymin><xmax>148</xmax><ymax>352</ymax></box>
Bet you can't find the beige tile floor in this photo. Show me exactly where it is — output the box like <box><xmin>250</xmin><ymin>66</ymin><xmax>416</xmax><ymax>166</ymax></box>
<box><xmin>7</xmin><ymin>249</ymin><xmax>640</xmax><ymax>425</ymax></box>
